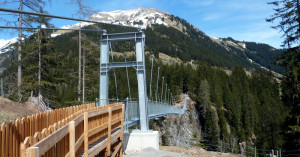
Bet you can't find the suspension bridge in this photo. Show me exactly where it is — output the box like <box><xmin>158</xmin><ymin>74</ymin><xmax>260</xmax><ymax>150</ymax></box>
<box><xmin>0</xmin><ymin>7</ymin><xmax>188</xmax><ymax>157</ymax></box>
<box><xmin>96</xmin><ymin>31</ymin><xmax>187</xmax><ymax>132</ymax></box>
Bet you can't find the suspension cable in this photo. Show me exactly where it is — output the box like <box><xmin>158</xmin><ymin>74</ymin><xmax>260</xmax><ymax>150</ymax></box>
<box><xmin>170</xmin><ymin>93</ymin><xmax>173</xmax><ymax>105</ymax></box>
<box><xmin>0</xmin><ymin>7</ymin><xmax>137</xmax><ymax>29</ymax></box>
<box><xmin>161</xmin><ymin>77</ymin><xmax>164</xmax><ymax>103</ymax></box>
<box><xmin>167</xmin><ymin>89</ymin><xmax>170</xmax><ymax>104</ymax></box>
<box><xmin>124</xmin><ymin>55</ymin><xmax>132</xmax><ymax>101</ymax></box>
<box><xmin>164</xmin><ymin>84</ymin><xmax>167</xmax><ymax>103</ymax></box>
<box><xmin>155</xmin><ymin>67</ymin><xmax>160</xmax><ymax>103</ymax></box>
<box><xmin>109</xmin><ymin>42</ymin><xmax>119</xmax><ymax>101</ymax></box>
<box><xmin>149</xmin><ymin>54</ymin><xmax>154</xmax><ymax>101</ymax></box>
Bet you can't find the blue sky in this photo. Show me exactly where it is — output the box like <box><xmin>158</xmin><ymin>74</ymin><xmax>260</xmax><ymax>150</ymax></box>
<box><xmin>0</xmin><ymin>0</ymin><xmax>283</xmax><ymax>48</ymax></box>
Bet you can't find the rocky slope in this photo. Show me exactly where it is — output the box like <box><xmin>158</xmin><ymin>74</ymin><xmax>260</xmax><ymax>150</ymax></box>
<box><xmin>153</xmin><ymin>94</ymin><xmax>202</xmax><ymax>148</ymax></box>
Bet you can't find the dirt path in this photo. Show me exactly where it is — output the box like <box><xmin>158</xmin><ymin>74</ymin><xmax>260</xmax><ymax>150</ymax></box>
<box><xmin>124</xmin><ymin>146</ymin><xmax>244</xmax><ymax>157</ymax></box>
<box><xmin>0</xmin><ymin>96</ymin><xmax>43</xmax><ymax>123</ymax></box>
<box><xmin>160</xmin><ymin>146</ymin><xmax>244</xmax><ymax>157</ymax></box>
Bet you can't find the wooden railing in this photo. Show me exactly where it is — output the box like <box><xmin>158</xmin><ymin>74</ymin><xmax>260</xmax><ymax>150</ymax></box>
<box><xmin>25</xmin><ymin>103</ymin><xmax>124</xmax><ymax>157</ymax></box>
<box><xmin>0</xmin><ymin>102</ymin><xmax>119</xmax><ymax>157</ymax></box>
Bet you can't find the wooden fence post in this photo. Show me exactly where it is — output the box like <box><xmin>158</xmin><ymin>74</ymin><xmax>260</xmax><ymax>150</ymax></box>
<box><xmin>26</xmin><ymin>147</ymin><xmax>39</xmax><ymax>157</ymax></box>
<box><xmin>106</xmin><ymin>107</ymin><xmax>112</xmax><ymax>157</ymax></box>
<box><xmin>84</xmin><ymin>112</ymin><xmax>88</xmax><ymax>157</ymax></box>
<box><xmin>1</xmin><ymin>123</ymin><xmax>4</xmax><ymax>157</ymax></box>
<box><xmin>69</xmin><ymin>121</ymin><xmax>76</xmax><ymax>157</ymax></box>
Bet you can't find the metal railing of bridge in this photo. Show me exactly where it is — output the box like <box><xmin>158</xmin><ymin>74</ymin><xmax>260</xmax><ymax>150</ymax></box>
<box><xmin>97</xmin><ymin>94</ymin><xmax>188</xmax><ymax>132</ymax></box>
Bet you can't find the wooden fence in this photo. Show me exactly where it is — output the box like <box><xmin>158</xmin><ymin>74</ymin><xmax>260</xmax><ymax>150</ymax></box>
<box><xmin>0</xmin><ymin>102</ymin><xmax>122</xmax><ymax>157</ymax></box>
<box><xmin>26</xmin><ymin>103</ymin><xmax>124</xmax><ymax>157</ymax></box>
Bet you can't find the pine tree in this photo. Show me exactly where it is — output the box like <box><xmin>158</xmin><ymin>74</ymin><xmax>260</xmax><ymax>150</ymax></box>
<box><xmin>267</xmin><ymin>0</ymin><xmax>300</xmax><ymax>149</ymax></box>
<box><xmin>0</xmin><ymin>0</ymin><xmax>48</xmax><ymax>101</ymax></box>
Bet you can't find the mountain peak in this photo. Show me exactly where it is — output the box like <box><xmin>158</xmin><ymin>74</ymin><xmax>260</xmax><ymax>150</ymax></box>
<box><xmin>88</xmin><ymin>7</ymin><xmax>170</xmax><ymax>29</ymax></box>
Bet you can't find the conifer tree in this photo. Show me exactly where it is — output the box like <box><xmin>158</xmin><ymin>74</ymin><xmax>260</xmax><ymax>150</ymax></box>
<box><xmin>267</xmin><ymin>0</ymin><xmax>300</xmax><ymax>149</ymax></box>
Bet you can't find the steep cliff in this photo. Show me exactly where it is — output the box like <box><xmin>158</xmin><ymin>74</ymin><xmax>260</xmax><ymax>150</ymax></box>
<box><xmin>153</xmin><ymin>94</ymin><xmax>202</xmax><ymax>148</ymax></box>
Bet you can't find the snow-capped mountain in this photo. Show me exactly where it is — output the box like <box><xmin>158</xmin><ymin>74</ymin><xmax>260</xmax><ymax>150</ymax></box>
<box><xmin>51</xmin><ymin>7</ymin><xmax>176</xmax><ymax>37</ymax></box>
<box><xmin>0</xmin><ymin>8</ymin><xmax>188</xmax><ymax>52</ymax></box>
<box><xmin>0</xmin><ymin>37</ymin><xmax>18</xmax><ymax>54</ymax></box>
<box><xmin>88</xmin><ymin>7</ymin><xmax>169</xmax><ymax>29</ymax></box>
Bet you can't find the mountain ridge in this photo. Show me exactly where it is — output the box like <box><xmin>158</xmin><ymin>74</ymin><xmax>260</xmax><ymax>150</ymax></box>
<box><xmin>0</xmin><ymin>7</ymin><xmax>284</xmax><ymax>74</ymax></box>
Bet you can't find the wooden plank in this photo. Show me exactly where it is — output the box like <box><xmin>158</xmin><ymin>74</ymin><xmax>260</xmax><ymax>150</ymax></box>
<box><xmin>15</xmin><ymin>119</ymin><xmax>20</xmax><ymax>157</ymax></box>
<box><xmin>74</xmin><ymin>115</ymin><xmax>83</xmax><ymax>127</ymax></box>
<box><xmin>12</xmin><ymin>121</ymin><xmax>16</xmax><ymax>157</ymax></box>
<box><xmin>88</xmin><ymin>129</ymin><xmax>120</xmax><ymax>157</ymax></box>
<box><xmin>88</xmin><ymin>108</ymin><xmax>108</xmax><ymax>119</ymax></box>
<box><xmin>75</xmin><ymin>134</ymin><xmax>83</xmax><ymax>152</ymax></box>
<box><xmin>88</xmin><ymin>140</ymin><xmax>107</xmax><ymax>157</ymax></box>
<box><xmin>9</xmin><ymin>122</ymin><xmax>13</xmax><ymax>157</ymax></box>
<box><xmin>111</xmin><ymin>142</ymin><xmax>122</xmax><ymax>157</ymax></box>
<box><xmin>33</xmin><ymin>132</ymin><xmax>40</xmax><ymax>145</ymax></box>
<box><xmin>0</xmin><ymin>123</ymin><xmax>3</xmax><ymax>157</ymax></box>
<box><xmin>5</xmin><ymin>122</ymin><xmax>8</xmax><ymax>157</ymax></box>
<box><xmin>88</xmin><ymin>123</ymin><xmax>108</xmax><ymax>138</ymax></box>
<box><xmin>21</xmin><ymin>137</ymin><xmax>29</xmax><ymax>157</ymax></box>
<box><xmin>26</xmin><ymin>147</ymin><xmax>39</xmax><ymax>157</ymax></box>
<box><xmin>111</xmin><ymin>117</ymin><xmax>121</xmax><ymax>126</ymax></box>
<box><xmin>32</xmin><ymin>123</ymin><xmax>69</xmax><ymax>155</ymax></box>
<box><xmin>106</xmin><ymin>107</ymin><xmax>112</xmax><ymax>157</ymax></box>
<box><xmin>111</xmin><ymin>105</ymin><xmax>122</xmax><ymax>111</ymax></box>
<box><xmin>84</xmin><ymin>112</ymin><xmax>88</xmax><ymax>157</ymax></box>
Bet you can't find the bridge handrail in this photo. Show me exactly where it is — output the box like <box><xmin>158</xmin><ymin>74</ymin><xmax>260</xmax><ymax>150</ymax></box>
<box><xmin>0</xmin><ymin>103</ymin><xmax>98</xmax><ymax>157</ymax></box>
<box><xmin>25</xmin><ymin>103</ymin><xmax>124</xmax><ymax>157</ymax></box>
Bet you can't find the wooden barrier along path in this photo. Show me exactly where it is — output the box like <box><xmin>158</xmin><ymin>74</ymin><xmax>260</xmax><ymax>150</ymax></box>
<box><xmin>0</xmin><ymin>102</ymin><xmax>124</xmax><ymax>157</ymax></box>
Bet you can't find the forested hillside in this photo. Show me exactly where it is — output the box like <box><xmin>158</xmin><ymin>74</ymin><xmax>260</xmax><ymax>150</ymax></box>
<box><xmin>0</xmin><ymin>21</ymin><xmax>288</xmax><ymax>152</ymax></box>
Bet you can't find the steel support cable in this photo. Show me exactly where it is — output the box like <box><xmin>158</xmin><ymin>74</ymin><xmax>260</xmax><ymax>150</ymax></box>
<box><xmin>164</xmin><ymin>84</ymin><xmax>167</xmax><ymax>103</ymax></box>
<box><xmin>167</xmin><ymin>89</ymin><xmax>170</xmax><ymax>104</ymax></box>
<box><xmin>0</xmin><ymin>26</ymin><xmax>106</xmax><ymax>32</ymax></box>
<box><xmin>0</xmin><ymin>7</ymin><xmax>138</xmax><ymax>29</ymax></box>
<box><xmin>149</xmin><ymin>54</ymin><xmax>154</xmax><ymax>101</ymax></box>
<box><xmin>124</xmin><ymin>55</ymin><xmax>132</xmax><ymax>100</ymax></box>
<box><xmin>109</xmin><ymin>42</ymin><xmax>118</xmax><ymax>101</ymax></box>
<box><xmin>155</xmin><ymin>67</ymin><xmax>160</xmax><ymax>103</ymax></box>
<box><xmin>161</xmin><ymin>76</ymin><xmax>164</xmax><ymax>103</ymax></box>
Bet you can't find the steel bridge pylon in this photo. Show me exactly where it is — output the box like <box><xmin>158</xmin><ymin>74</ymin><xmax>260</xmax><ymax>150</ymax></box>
<box><xmin>99</xmin><ymin>31</ymin><xmax>149</xmax><ymax>131</ymax></box>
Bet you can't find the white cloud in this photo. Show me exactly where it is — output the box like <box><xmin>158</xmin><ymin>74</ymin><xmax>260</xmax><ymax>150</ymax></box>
<box><xmin>203</xmin><ymin>13</ymin><xmax>224</xmax><ymax>21</ymax></box>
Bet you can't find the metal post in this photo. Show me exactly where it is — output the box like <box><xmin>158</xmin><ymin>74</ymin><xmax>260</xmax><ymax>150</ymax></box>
<box><xmin>135</xmin><ymin>32</ymin><xmax>148</xmax><ymax>131</ymax></box>
<box><xmin>149</xmin><ymin>54</ymin><xmax>154</xmax><ymax>101</ymax></box>
<box><xmin>155</xmin><ymin>67</ymin><xmax>160</xmax><ymax>103</ymax></box>
<box><xmin>99</xmin><ymin>31</ymin><xmax>109</xmax><ymax>106</ymax></box>
<box><xmin>161</xmin><ymin>77</ymin><xmax>164</xmax><ymax>103</ymax></box>
<box><xmin>1</xmin><ymin>78</ymin><xmax>3</xmax><ymax>97</ymax></box>
<box><xmin>124</xmin><ymin>97</ymin><xmax>129</xmax><ymax>132</ymax></box>
<box><xmin>254</xmin><ymin>147</ymin><xmax>256</xmax><ymax>157</ymax></box>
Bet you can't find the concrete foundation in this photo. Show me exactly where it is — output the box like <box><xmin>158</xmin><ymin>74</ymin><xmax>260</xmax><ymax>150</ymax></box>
<box><xmin>123</xmin><ymin>131</ymin><xmax>159</xmax><ymax>154</ymax></box>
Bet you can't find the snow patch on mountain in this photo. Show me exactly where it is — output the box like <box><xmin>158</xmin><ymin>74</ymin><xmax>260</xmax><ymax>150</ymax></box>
<box><xmin>88</xmin><ymin>7</ymin><xmax>169</xmax><ymax>29</ymax></box>
<box><xmin>0</xmin><ymin>37</ymin><xmax>18</xmax><ymax>54</ymax></box>
<box><xmin>1</xmin><ymin>8</ymin><xmax>173</xmax><ymax>52</ymax></box>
